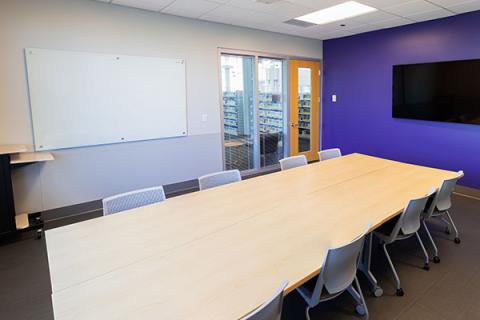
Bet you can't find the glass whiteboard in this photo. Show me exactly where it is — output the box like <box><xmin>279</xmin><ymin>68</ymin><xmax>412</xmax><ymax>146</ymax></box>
<box><xmin>25</xmin><ymin>48</ymin><xmax>188</xmax><ymax>151</ymax></box>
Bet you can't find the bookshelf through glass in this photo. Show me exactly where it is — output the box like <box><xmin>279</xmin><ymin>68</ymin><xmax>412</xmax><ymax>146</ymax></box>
<box><xmin>298</xmin><ymin>68</ymin><xmax>311</xmax><ymax>153</ymax></box>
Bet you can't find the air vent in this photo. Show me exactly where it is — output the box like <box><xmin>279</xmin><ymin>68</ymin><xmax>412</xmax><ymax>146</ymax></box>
<box><xmin>283</xmin><ymin>19</ymin><xmax>317</xmax><ymax>28</ymax></box>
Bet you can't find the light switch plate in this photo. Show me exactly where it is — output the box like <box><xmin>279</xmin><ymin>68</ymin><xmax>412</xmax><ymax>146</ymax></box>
<box><xmin>201</xmin><ymin>114</ymin><xmax>208</xmax><ymax>122</ymax></box>
<box><xmin>332</xmin><ymin>95</ymin><xmax>337</xmax><ymax>103</ymax></box>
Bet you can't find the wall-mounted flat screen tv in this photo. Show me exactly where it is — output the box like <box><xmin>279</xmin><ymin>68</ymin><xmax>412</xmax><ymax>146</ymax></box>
<box><xmin>393</xmin><ymin>59</ymin><xmax>480</xmax><ymax>125</ymax></box>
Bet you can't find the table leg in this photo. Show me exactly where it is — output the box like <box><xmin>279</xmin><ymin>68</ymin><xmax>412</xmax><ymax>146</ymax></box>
<box><xmin>359</xmin><ymin>232</ymin><xmax>383</xmax><ymax>297</ymax></box>
<box><xmin>0</xmin><ymin>154</ymin><xmax>16</xmax><ymax>237</ymax></box>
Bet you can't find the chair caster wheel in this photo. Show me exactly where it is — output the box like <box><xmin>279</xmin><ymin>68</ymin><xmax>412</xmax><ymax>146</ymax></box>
<box><xmin>423</xmin><ymin>263</ymin><xmax>430</xmax><ymax>271</ymax></box>
<box><xmin>36</xmin><ymin>229</ymin><xmax>42</xmax><ymax>240</ymax></box>
<box><xmin>355</xmin><ymin>304</ymin><xmax>366</xmax><ymax>316</ymax></box>
<box><xmin>373</xmin><ymin>286</ymin><xmax>383</xmax><ymax>297</ymax></box>
<box><xmin>433</xmin><ymin>256</ymin><xmax>440</xmax><ymax>263</ymax></box>
<box><xmin>454</xmin><ymin>237</ymin><xmax>461</xmax><ymax>244</ymax></box>
<box><xmin>445</xmin><ymin>227</ymin><xmax>451</xmax><ymax>235</ymax></box>
<box><xmin>396</xmin><ymin>288</ymin><xmax>404</xmax><ymax>296</ymax></box>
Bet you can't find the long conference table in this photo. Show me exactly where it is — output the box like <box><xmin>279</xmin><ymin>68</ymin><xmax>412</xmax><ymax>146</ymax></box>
<box><xmin>46</xmin><ymin>153</ymin><xmax>457</xmax><ymax>320</ymax></box>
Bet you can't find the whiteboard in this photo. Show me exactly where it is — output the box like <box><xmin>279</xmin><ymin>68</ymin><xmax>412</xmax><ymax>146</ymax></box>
<box><xmin>25</xmin><ymin>48</ymin><xmax>188</xmax><ymax>151</ymax></box>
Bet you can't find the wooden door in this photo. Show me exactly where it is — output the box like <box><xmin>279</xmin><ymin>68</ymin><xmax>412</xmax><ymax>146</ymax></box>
<box><xmin>289</xmin><ymin>60</ymin><xmax>320</xmax><ymax>161</ymax></box>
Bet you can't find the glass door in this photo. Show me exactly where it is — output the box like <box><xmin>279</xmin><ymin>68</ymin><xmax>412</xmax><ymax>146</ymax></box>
<box><xmin>258</xmin><ymin>58</ymin><xmax>286</xmax><ymax>167</ymax></box>
<box><xmin>289</xmin><ymin>60</ymin><xmax>320</xmax><ymax>162</ymax></box>
<box><xmin>221</xmin><ymin>53</ymin><xmax>287</xmax><ymax>172</ymax></box>
<box><xmin>221</xmin><ymin>54</ymin><xmax>256</xmax><ymax>171</ymax></box>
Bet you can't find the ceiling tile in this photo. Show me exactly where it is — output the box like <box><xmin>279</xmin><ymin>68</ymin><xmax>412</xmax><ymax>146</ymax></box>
<box><xmin>162</xmin><ymin>0</ymin><xmax>220</xmax><ymax>18</ymax></box>
<box><xmin>201</xmin><ymin>5</ymin><xmax>280</xmax><ymax>29</ymax></box>
<box><xmin>112</xmin><ymin>0</ymin><xmax>173</xmax><ymax>11</ymax></box>
<box><xmin>351</xmin><ymin>10</ymin><xmax>401</xmax><ymax>24</ymax></box>
<box><xmin>99</xmin><ymin>0</ymin><xmax>477</xmax><ymax>41</ymax></box>
<box><xmin>359</xmin><ymin>0</ymin><xmax>415</xmax><ymax>9</ymax></box>
<box><xmin>373</xmin><ymin>17</ymin><xmax>415</xmax><ymax>28</ymax></box>
<box><xmin>428</xmin><ymin>0</ymin><xmax>470</xmax><ymax>7</ymax></box>
<box><xmin>445</xmin><ymin>0</ymin><xmax>480</xmax><ymax>13</ymax></box>
<box><xmin>383</xmin><ymin>0</ymin><xmax>442</xmax><ymax>16</ymax></box>
<box><xmin>407</xmin><ymin>8</ymin><xmax>454</xmax><ymax>21</ymax></box>
<box><xmin>227</xmin><ymin>0</ymin><xmax>314</xmax><ymax>20</ymax></box>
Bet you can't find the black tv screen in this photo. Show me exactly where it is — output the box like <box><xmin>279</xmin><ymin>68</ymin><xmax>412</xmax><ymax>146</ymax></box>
<box><xmin>392</xmin><ymin>59</ymin><xmax>480</xmax><ymax>125</ymax></box>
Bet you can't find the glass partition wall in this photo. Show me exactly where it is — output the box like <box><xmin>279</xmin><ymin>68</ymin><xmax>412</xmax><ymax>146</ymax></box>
<box><xmin>221</xmin><ymin>53</ymin><xmax>287</xmax><ymax>172</ymax></box>
<box><xmin>221</xmin><ymin>55</ymin><xmax>256</xmax><ymax>171</ymax></box>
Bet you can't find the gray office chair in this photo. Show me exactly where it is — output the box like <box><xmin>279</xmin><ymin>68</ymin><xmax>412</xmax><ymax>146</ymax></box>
<box><xmin>297</xmin><ymin>227</ymin><xmax>370</xmax><ymax>320</ymax></box>
<box><xmin>279</xmin><ymin>155</ymin><xmax>307</xmax><ymax>171</ymax></box>
<box><xmin>425</xmin><ymin>171</ymin><xmax>464</xmax><ymax>244</ymax></box>
<box><xmin>198</xmin><ymin>169</ymin><xmax>241</xmax><ymax>190</ymax></box>
<box><xmin>240</xmin><ymin>280</ymin><xmax>288</xmax><ymax>320</ymax></box>
<box><xmin>374</xmin><ymin>189</ymin><xmax>435</xmax><ymax>296</ymax></box>
<box><xmin>102</xmin><ymin>186</ymin><xmax>166</xmax><ymax>216</ymax></box>
<box><xmin>422</xmin><ymin>170</ymin><xmax>464</xmax><ymax>263</ymax></box>
<box><xmin>318</xmin><ymin>148</ymin><xmax>342</xmax><ymax>161</ymax></box>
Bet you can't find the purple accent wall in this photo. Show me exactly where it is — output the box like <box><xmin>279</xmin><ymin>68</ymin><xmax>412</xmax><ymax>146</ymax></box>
<box><xmin>322</xmin><ymin>11</ymin><xmax>480</xmax><ymax>188</ymax></box>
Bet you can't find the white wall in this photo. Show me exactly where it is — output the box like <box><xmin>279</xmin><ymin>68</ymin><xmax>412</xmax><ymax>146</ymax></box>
<box><xmin>0</xmin><ymin>0</ymin><xmax>323</xmax><ymax>212</ymax></box>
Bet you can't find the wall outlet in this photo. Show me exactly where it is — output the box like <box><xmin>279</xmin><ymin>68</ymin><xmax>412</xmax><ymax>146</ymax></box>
<box><xmin>332</xmin><ymin>95</ymin><xmax>337</xmax><ymax>103</ymax></box>
<box><xmin>201</xmin><ymin>114</ymin><xmax>208</xmax><ymax>122</ymax></box>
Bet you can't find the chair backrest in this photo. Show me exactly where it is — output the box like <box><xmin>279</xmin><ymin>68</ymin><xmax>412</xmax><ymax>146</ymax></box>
<box><xmin>279</xmin><ymin>155</ymin><xmax>307</xmax><ymax>171</ymax></box>
<box><xmin>309</xmin><ymin>226</ymin><xmax>370</xmax><ymax>303</ymax></box>
<box><xmin>320</xmin><ymin>228</ymin><xmax>368</xmax><ymax>295</ymax></box>
<box><xmin>240</xmin><ymin>280</ymin><xmax>288</xmax><ymax>320</ymax></box>
<box><xmin>318</xmin><ymin>148</ymin><xmax>342</xmax><ymax>161</ymax></box>
<box><xmin>398</xmin><ymin>189</ymin><xmax>436</xmax><ymax>235</ymax></box>
<box><xmin>102</xmin><ymin>186</ymin><xmax>166</xmax><ymax>216</ymax></box>
<box><xmin>436</xmin><ymin>171</ymin><xmax>464</xmax><ymax>211</ymax></box>
<box><xmin>198</xmin><ymin>169</ymin><xmax>241</xmax><ymax>191</ymax></box>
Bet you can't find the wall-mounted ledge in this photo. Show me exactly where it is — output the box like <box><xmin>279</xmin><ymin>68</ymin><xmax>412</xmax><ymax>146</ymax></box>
<box><xmin>10</xmin><ymin>152</ymin><xmax>54</xmax><ymax>165</ymax></box>
<box><xmin>0</xmin><ymin>144</ymin><xmax>28</xmax><ymax>155</ymax></box>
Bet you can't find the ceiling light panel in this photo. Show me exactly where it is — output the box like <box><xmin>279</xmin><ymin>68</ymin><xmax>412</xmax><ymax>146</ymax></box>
<box><xmin>295</xmin><ymin>1</ymin><xmax>378</xmax><ymax>25</ymax></box>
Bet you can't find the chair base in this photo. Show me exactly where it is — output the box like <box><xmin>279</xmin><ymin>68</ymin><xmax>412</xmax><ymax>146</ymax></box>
<box><xmin>355</xmin><ymin>303</ymin><xmax>367</xmax><ymax>316</ymax></box>
<box><xmin>396</xmin><ymin>288</ymin><xmax>404</xmax><ymax>296</ymax></box>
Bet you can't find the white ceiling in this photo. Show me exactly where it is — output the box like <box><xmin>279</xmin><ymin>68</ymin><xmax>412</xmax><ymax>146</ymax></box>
<box><xmin>96</xmin><ymin>0</ymin><xmax>480</xmax><ymax>40</ymax></box>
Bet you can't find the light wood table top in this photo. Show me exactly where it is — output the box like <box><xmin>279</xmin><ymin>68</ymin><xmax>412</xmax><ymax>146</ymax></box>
<box><xmin>46</xmin><ymin>154</ymin><xmax>457</xmax><ymax>320</ymax></box>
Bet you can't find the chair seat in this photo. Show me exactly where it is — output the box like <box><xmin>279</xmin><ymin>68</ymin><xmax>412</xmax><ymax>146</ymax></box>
<box><xmin>374</xmin><ymin>215</ymin><xmax>413</xmax><ymax>243</ymax></box>
<box><xmin>431</xmin><ymin>209</ymin><xmax>447</xmax><ymax>218</ymax></box>
<box><xmin>297</xmin><ymin>282</ymin><xmax>344</xmax><ymax>307</ymax></box>
<box><xmin>374</xmin><ymin>231</ymin><xmax>414</xmax><ymax>243</ymax></box>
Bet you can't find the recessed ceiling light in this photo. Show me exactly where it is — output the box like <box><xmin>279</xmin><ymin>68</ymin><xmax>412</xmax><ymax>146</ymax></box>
<box><xmin>295</xmin><ymin>1</ymin><xmax>377</xmax><ymax>25</ymax></box>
